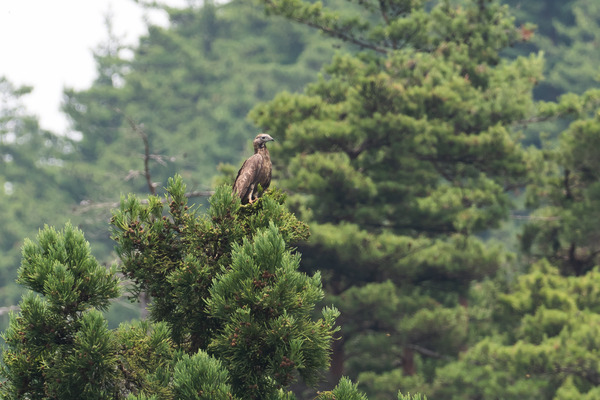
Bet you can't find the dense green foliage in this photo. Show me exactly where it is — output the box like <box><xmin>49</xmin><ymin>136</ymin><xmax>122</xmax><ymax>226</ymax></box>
<box><xmin>1</xmin><ymin>179</ymin><xmax>346</xmax><ymax>399</ymax></box>
<box><xmin>502</xmin><ymin>0</ymin><xmax>600</xmax><ymax>146</ymax></box>
<box><xmin>505</xmin><ymin>0</ymin><xmax>600</xmax><ymax>101</ymax></box>
<box><xmin>522</xmin><ymin>108</ymin><xmax>600</xmax><ymax>276</ymax></box>
<box><xmin>111</xmin><ymin>177</ymin><xmax>311</xmax><ymax>350</ymax></box>
<box><xmin>0</xmin><ymin>223</ymin><xmax>122</xmax><ymax>398</ymax></box>
<box><xmin>2</xmin><ymin>0</ymin><xmax>600</xmax><ymax>398</ymax></box>
<box><xmin>431</xmin><ymin>260</ymin><xmax>600</xmax><ymax>399</ymax></box>
<box><xmin>251</xmin><ymin>0</ymin><xmax>544</xmax><ymax>396</ymax></box>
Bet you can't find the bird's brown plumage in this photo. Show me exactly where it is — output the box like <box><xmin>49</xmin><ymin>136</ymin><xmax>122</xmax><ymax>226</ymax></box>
<box><xmin>233</xmin><ymin>133</ymin><xmax>274</xmax><ymax>204</ymax></box>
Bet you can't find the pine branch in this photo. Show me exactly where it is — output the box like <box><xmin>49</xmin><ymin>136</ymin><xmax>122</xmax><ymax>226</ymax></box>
<box><xmin>291</xmin><ymin>17</ymin><xmax>388</xmax><ymax>54</ymax></box>
<box><xmin>261</xmin><ymin>0</ymin><xmax>389</xmax><ymax>54</ymax></box>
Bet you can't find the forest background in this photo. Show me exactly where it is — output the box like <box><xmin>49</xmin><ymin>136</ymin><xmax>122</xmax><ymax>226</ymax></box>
<box><xmin>2</xmin><ymin>0</ymin><xmax>600</xmax><ymax>398</ymax></box>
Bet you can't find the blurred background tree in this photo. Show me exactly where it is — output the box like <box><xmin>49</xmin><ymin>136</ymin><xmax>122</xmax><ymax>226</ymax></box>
<box><xmin>250</xmin><ymin>0</ymin><xmax>544</xmax><ymax>396</ymax></box>
<box><xmin>0</xmin><ymin>77</ymin><xmax>75</xmax><ymax>314</ymax></box>
<box><xmin>503</xmin><ymin>0</ymin><xmax>600</xmax><ymax>147</ymax></box>
<box><xmin>63</xmin><ymin>0</ymin><xmax>338</xmax><ymax>199</ymax></box>
<box><xmin>504</xmin><ymin>0</ymin><xmax>600</xmax><ymax>101</ymax></box>
<box><xmin>431</xmin><ymin>260</ymin><xmax>600</xmax><ymax>399</ymax></box>
<box><xmin>522</xmin><ymin>104</ymin><xmax>600</xmax><ymax>276</ymax></box>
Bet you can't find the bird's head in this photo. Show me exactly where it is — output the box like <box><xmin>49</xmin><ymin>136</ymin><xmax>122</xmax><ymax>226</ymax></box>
<box><xmin>254</xmin><ymin>133</ymin><xmax>275</xmax><ymax>148</ymax></box>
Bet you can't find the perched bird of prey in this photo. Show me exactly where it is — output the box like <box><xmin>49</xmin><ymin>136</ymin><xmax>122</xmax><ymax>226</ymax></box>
<box><xmin>233</xmin><ymin>133</ymin><xmax>275</xmax><ymax>204</ymax></box>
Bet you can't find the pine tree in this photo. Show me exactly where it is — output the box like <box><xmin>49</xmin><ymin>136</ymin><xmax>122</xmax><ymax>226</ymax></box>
<box><xmin>0</xmin><ymin>223</ymin><xmax>121</xmax><ymax>399</ymax></box>
<box><xmin>504</xmin><ymin>0</ymin><xmax>600</xmax><ymax>101</ymax></box>
<box><xmin>431</xmin><ymin>260</ymin><xmax>600</xmax><ymax>399</ymax></box>
<box><xmin>206</xmin><ymin>224</ymin><xmax>340</xmax><ymax>398</ymax></box>
<box><xmin>250</xmin><ymin>0</ymin><xmax>542</xmax><ymax>396</ymax></box>
<box><xmin>522</xmin><ymin>104</ymin><xmax>600</xmax><ymax>275</ymax></box>
<box><xmin>1</xmin><ymin>176</ymin><xmax>373</xmax><ymax>399</ymax></box>
<box><xmin>111</xmin><ymin>175</ymin><xmax>342</xmax><ymax>398</ymax></box>
<box><xmin>501</xmin><ymin>0</ymin><xmax>600</xmax><ymax>146</ymax></box>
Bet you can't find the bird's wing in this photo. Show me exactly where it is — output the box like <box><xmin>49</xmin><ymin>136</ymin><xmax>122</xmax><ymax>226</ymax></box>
<box><xmin>233</xmin><ymin>154</ymin><xmax>263</xmax><ymax>196</ymax></box>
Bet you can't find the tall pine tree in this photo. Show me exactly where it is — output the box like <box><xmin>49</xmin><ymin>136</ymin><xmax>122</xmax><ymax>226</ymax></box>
<box><xmin>251</xmin><ymin>0</ymin><xmax>542</xmax><ymax>395</ymax></box>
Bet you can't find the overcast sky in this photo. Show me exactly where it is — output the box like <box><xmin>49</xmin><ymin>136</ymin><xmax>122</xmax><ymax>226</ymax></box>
<box><xmin>0</xmin><ymin>1</ymin><xmax>185</xmax><ymax>134</ymax></box>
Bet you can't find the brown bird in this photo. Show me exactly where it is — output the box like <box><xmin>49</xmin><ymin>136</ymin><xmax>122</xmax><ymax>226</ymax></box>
<box><xmin>233</xmin><ymin>133</ymin><xmax>275</xmax><ymax>204</ymax></box>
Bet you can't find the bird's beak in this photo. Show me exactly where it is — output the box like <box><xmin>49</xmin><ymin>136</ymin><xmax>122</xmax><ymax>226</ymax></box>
<box><xmin>266</xmin><ymin>134</ymin><xmax>275</xmax><ymax>142</ymax></box>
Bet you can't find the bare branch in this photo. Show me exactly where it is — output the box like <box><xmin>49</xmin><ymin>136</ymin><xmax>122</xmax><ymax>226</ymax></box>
<box><xmin>150</xmin><ymin>154</ymin><xmax>173</xmax><ymax>166</ymax></box>
<box><xmin>118</xmin><ymin>110</ymin><xmax>156</xmax><ymax>195</ymax></box>
<box><xmin>510</xmin><ymin>213</ymin><xmax>560</xmax><ymax>221</ymax></box>
<box><xmin>0</xmin><ymin>305</ymin><xmax>20</xmax><ymax>315</ymax></box>
<box><xmin>406</xmin><ymin>343</ymin><xmax>451</xmax><ymax>360</ymax></box>
<box><xmin>185</xmin><ymin>190</ymin><xmax>216</xmax><ymax>198</ymax></box>
<box><xmin>511</xmin><ymin>114</ymin><xmax>558</xmax><ymax>127</ymax></box>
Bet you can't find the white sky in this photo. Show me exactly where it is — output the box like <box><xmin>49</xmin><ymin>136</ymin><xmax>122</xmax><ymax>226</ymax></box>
<box><xmin>0</xmin><ymin>0</ymin><xmax>186</xmax><ymax>134</ymax></box>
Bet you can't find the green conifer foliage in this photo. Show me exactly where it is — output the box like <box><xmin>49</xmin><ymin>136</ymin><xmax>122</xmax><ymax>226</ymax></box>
<box><xmin>172</xmin><ymin>351</ymin><xmax>237</xmax><ymax>400</ymax></box>
<box><xmin>432</xmin><ymin>260</ymin><xmax>600</xmax><ymax>399</ymax></box>
<box><xmin>522</xmin><ymin>109</ymin><xmax>600</xmax><ymax>275</ymax></box>
<box><xmin>114</xmin><ymin>320</ymin><xmax>175</xmax><ymax>398</ymax></box>
<box><xmin>504</xmin><ymin>0</ymin><xmax>600</xmax><ymax>101</ymax></box>
<box><xmin>251</xmin><ymin>0</ymin><xmax>541</xmax><ymax>394</ymax></box>
<box><xmin>315</xmin><ymin>377</ymin><xmax>368</xmax><ymax>400</ymax></box>
<box><xmin>207</xmin><ymin>223</ymin><xmax>340</xmax><ymax>398</ymax></box>
<box><xmin>0</xmin><ymin>223</ymin><xmax>121</xmax><ymax>399</ymax></box>
<box><xmin>2</xmin><ymin>177</ymin><xmax>347</xmax><ymax>399</ymax></box>
<box><xmin>398</xmin><ymin>393</ymin><xmax>427</xmax><ymax>400</ymax></box>
<box><xmin>111</xmin><ymin>175</ymin><xmax>310</xmax><ymax>352</ymax></box>
<box><xmin>110</xmin><ymin>175</ymin><xmax>340</xmax><ymax>397</ymax></box>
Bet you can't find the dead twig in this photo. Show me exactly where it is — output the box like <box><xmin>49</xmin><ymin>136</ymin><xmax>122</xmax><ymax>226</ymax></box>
<box><xmin>117</xmin><ymin>109</ymin><xmax>157</xmax><ymax>195</ymax></box>
<box><xmin>0</xmin><ymin>305</ymin><xmax>20</xmax><ymax>315</ymax></box>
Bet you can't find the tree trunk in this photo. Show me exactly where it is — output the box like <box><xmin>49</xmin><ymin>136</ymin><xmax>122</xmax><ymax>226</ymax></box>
<box><xmin>402</xmin><ymin>346</ymin><xmax>415</xmax><ymax>376</ymax></box>
<box><xmin>330</xmin><ymin>331</ymin><xmax>345</xmax><ymax>381</ymax></box>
